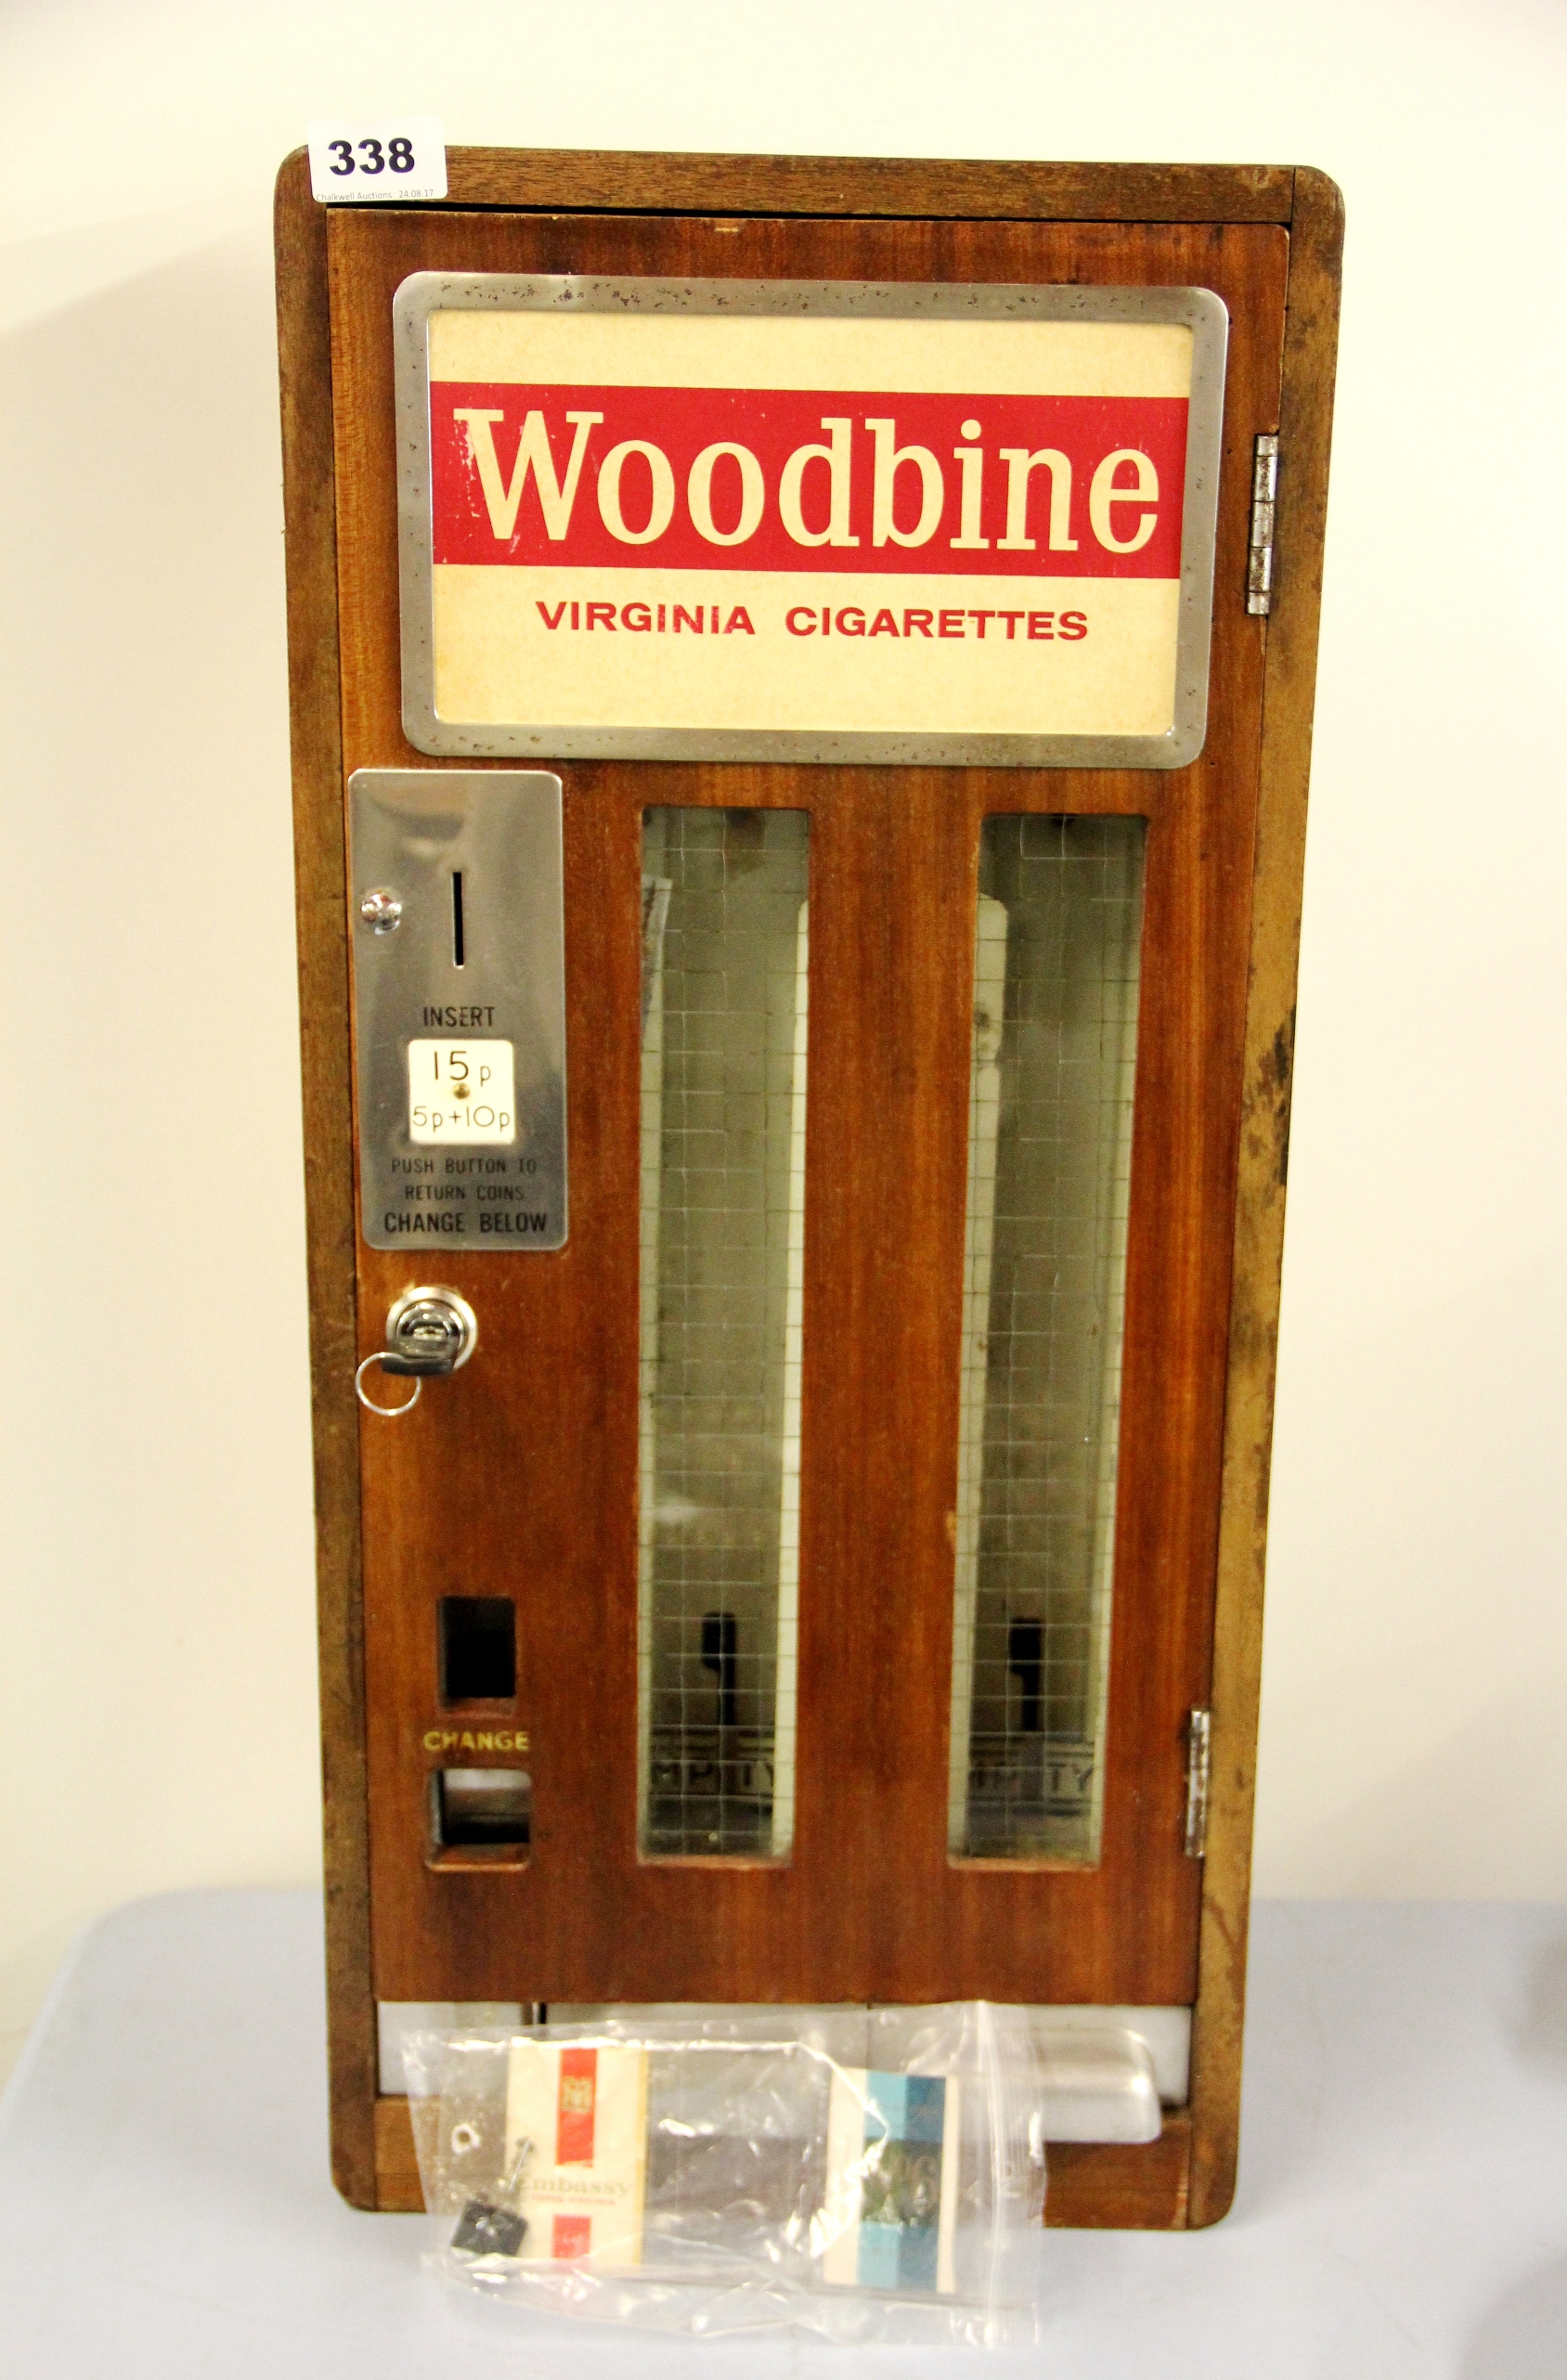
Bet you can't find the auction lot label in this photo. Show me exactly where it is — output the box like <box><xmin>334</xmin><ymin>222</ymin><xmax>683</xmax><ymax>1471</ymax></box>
<box><xmin>396</xmin><ymin>279</ymin><xmax>1227</xmax><ymax>768</ymax></box>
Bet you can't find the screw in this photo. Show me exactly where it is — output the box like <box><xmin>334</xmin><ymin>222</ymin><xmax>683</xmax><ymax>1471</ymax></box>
<box><xmin>360</xmin><ymin>887</ymin><xmax>402</xmax><ymax>934</ymax></box>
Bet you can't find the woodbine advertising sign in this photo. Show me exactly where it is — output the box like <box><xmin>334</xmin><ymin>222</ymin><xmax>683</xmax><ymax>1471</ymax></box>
<box><xmin>395</xmin><ymin>278</ymin><xmax>1228</xmax><ymax>768</ymax></box>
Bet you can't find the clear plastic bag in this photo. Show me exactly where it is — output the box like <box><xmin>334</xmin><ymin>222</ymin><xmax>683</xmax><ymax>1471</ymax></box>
<box><xmin>403</xmin><ymin>2002</ymin><xmax>1047</xmax><ymax>2344</ymax></box>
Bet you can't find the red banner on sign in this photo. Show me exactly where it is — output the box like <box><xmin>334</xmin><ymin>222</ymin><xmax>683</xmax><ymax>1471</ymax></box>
<box><xmin>430</xmin><ymin>384</ymin><xmax>1187</xmax><ymax>580</ymax></box>
<box><xmin>555</xmin><ymin>2046</ymin><xmax>597</xmax><ymax>2166</ymax></box>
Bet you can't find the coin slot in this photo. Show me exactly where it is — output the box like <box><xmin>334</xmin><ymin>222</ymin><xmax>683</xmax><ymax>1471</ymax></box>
<box><xmin>434</xmin><ymin>1766</ymin><xmax>531</xmax><ymax>1849</ymax></box>
<box><xmin>451</xmin><ymin>869</ymin><xmax>465</xmax><ymax>967</ymax></box>
<box><xmin>439</xmin><ymin>1596</ymin><xmax>516</xmax><ymax>1702</ymax></box>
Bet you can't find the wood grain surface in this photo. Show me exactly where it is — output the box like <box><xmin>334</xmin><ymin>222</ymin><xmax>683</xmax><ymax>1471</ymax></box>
<box><xmin>1185</xmin><ymin>166</ymin><xmax>1344</xmax><ymax>2229</ymax></box>
<box><xmin>275</xmin><ymin>149</ymin><xmax>1340</xmax><ymax>2227</ymax></box>
<box><xmin>329</xmin><ymin>203</ymin><xmax>1285</xmax><ymax>2011</ymax></box>
<box><xmin>274</xmin><ymin>152</ymin><xmax>376</xmax><ymax>2211</ymax></box>
<box><xmin>285</xmin><ymin>143</ymin><xmax>1295</xmax><ymax>225</ymax></box>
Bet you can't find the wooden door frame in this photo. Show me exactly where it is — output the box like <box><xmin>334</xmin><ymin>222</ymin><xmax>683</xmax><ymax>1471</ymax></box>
<box><xmin>275</xmin><ymin>147</ymin><xmax>1341</xmax><ymax>2227</ymax></box>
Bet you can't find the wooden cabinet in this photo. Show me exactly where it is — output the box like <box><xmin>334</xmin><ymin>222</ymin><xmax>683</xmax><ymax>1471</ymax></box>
<box><xmin>276</xmin><ymin>148</ymin><xmax>1340</xmax><ymax>2227</ymax></box>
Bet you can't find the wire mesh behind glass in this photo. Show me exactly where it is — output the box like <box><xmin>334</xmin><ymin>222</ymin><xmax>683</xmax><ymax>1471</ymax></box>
<box><xmin>949</xmin><ymin>815</ymin><xmax>1146</xmax><ymax>1863</ymax></box>
<box><xmin>639</xmin><ymin>808</ymin><xmax>809</xmax><ymax>1856</ymax></box>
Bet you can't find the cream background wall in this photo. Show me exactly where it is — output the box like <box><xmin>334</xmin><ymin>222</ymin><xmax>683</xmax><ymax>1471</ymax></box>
<box><xmin>2</xmin><ymin>0</ymin><xmax>1563</xmax><ymax>2080</ymax></box>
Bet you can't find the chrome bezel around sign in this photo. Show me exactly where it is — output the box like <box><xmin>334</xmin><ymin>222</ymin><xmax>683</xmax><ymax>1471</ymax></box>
<box><xmin>349</xmin><ymin>769</ymin><xmax>567</xmax><ymax>1253</ymax></box>
<box><xmin>394</xmin><ymin>274</ymin><xmax>1229</xmax><ymax>771</ymax></box>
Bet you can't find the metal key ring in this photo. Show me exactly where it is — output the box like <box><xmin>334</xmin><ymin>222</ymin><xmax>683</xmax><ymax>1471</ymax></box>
<box><xmin>355</xmin><ymin>1352</ymin><xmax>422</xmax><ymax>1416</ymax></box>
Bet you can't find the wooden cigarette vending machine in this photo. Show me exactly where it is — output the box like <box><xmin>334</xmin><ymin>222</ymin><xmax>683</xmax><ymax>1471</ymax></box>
<box><xmin>276</xmin><ymin>147</ymin><xmax>1340</xmax><ymax>2227</ymax></box>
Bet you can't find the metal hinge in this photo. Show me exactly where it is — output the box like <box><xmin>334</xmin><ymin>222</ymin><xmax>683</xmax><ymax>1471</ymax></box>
<box><xmin>1246</xmin><ymin>433</ymin><xmax>1279</xmax><ymax>614</ymax></box>
<box><xmin>1184</xmin><ymin>1708</ymin><xmax>1211</xmax><ymax>1857</ymax></box>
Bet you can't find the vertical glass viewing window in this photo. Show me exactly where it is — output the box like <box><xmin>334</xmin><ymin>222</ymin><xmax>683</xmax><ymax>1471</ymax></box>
<box><xmin>639</xmin><ymin>809</ymin><xmax>809</xmax><ymax>1856</ymax></box>
<box><xmin>950</xmin><ymin>816</ymin><xmax>1146</xmax><ymax>1863</ymax></box>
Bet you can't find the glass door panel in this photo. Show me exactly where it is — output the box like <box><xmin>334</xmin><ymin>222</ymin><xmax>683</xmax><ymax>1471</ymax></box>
<box><xmin>950</xmin><ymin>815</ymin><xmax>1146</xmax><ymax>1861</ymax></box>
<box><xmin>639</xmin><ymin>808</ymin><xmax>809</xmax><ymax>1856</ymax></box>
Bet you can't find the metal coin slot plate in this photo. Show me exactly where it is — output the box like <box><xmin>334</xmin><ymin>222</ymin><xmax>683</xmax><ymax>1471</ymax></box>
<box><xmin>349</xmin><ymin>770</ymin><xmax>567</xmax><ymax>1251</ymax></box>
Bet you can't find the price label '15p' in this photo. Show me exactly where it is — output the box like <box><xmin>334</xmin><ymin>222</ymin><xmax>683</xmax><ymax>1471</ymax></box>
<box><xmin>306</xmin><ymin>119</ymin><xmax>447</xmax><ymax>203</ymax></box>
<box><xmin>408</xmin><ymin>1039</ymin><xmax>515</xmax><ymax>1145</ymax></box>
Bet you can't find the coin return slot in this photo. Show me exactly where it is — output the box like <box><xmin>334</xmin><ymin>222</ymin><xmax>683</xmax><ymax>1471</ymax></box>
<box><xmin>433</xmin><ymin>1766</ymin><xmax>531</xmax><ymax>1850</ymax></box>
<box><xmin>439</xmin><ymin>1596</ymin><xmax>516</xmax><ymax>1703</ymax></box>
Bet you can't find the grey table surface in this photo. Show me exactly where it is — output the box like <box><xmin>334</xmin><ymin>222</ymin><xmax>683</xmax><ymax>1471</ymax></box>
<box><xmin>0</xmin><ymin>1889</ymin><xmax>1563</xmax><ymax>2374</ymax></box>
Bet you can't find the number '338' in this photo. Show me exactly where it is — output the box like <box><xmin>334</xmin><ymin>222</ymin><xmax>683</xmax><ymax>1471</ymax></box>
<box><xmin>328</xmin><ymin>136</ymin><xmax>415</xmax><ymax>176</ymax></box>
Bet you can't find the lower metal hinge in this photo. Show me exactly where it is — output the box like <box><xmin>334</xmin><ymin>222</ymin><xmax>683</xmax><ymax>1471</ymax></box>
<box><xmin>1246</xmin><ymin>433</ymin><xmax>1279</xmax><ymax>615</ymax></box>
<box><xmin>1184</xmin><ymin>1708</ymin><xmax>1211</xmax><ymax>1857</ymax></box>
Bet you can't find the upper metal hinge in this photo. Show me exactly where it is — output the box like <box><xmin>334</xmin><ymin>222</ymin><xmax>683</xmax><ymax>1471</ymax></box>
<box><xmin>1184</xmin><ymin>1708</ymin><xmax>1211</xmax><ymax>1857</ymax></box>
<box><xmin>1246</xmin><ymin>433</ymin><xmax>1279</xmax><ymax>615</ymax></box>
